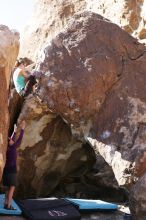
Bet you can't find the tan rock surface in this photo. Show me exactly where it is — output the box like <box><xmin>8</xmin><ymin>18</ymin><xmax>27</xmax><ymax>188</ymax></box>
<box><xmin>87</xmin><ymin>0</ymin><xmax>146</xmax><ymax>41</ymax></box>
<box><xmin>20</xmin><ymin>0</ymin><xmax>86</xmax><ymax>61</ymax></box>
<box><xmin>0</xmin><ymin>25</ymin><xmax>19</xmax><ymax>180</ymax></box>
<box><xmin>20</xmin><ymin>0</ymin><xmax>146</xmax><ymax>61</ymax></box>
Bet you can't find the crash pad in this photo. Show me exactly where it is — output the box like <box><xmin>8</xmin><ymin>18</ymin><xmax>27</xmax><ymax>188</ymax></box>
<box><xmin>65</xmin><ymin>198</ymin><xmax>118</xmax><ymax>211</ymax></box>
<box><xmin>0</xmin><ymin>194</ymin><xmax>22</xmax><ymax>215</ymax></box>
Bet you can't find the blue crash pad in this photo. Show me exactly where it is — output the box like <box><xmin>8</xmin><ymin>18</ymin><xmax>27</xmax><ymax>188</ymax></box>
<box><xmin>0</xmin><ymin>194</ymin><xmax>22</xmax><ymax>215</ymax></box>
<box><xmin>65</xmin><ymin>198</ymin><xmax>118</xmax><ymax>211</ymax></box>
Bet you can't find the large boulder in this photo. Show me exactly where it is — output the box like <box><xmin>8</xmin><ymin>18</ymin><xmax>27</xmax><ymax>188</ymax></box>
<box><xmin>35</xmin><ymin>11</ymin><xmax>146</xmax><ymax>188</ymax></box>
<box><xmin>0</xmin><ymin>25</ymin><xmax>19</xmax><ymax>180</ymax></box>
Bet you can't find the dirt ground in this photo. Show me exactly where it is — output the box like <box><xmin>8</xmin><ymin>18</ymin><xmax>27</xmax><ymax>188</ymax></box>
<box><xmin>0</xmin><ymin>210</ymin><xmax>131</xmax><ymax>220</ymax></box>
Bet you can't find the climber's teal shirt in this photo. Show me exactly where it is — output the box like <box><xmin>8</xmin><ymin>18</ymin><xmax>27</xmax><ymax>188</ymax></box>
<box><xmin>13</xmin><ymin>68</ymin><xmax>25</xmax><ymax>93</ymax></box>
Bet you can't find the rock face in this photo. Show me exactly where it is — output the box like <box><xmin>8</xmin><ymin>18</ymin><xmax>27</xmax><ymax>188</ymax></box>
<box><xmin>36</xmin><ymin>12</ymin><xmax>125</xmax><ymax>134</ymax></box>
<box><xmin>20</xmin><ymin>0</ymin><xmax>86</xmax><ymax>61</ymax></box>
<box><xmin>16</xmin><ymin>95</ymin><xmax>125</xmax><ymax>200</ymax></box>
<box><xmin>35</xmin><ymin>12</ymin><xmax>146</xmax><ymax>188</ymax></box>
<box><xmin>16</xmin><ymin>95</ymin><xmax>95</xmax><ymax>198</ymax></box>
<box><xmin>20</xmin><ymin>0</ymin><xmax>146</xmax><ymax>61</ymax></box>
<box><xmin>0</xmin><ymin>25</ymin><xmax>19</xmax><ymax>180</ymax></box>
<box><xmin>87</xmin><ymin>0</ymin><xmax>146</xmax><ymax>42</ymax></box>
<box><xmin>129</xmin><ymin>173</ymin><xmax>146</xmax><ymax>220</ymax></box>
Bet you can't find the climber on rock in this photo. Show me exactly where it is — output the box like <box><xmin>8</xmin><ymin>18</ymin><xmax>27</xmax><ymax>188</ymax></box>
<box><xmin>2</xmin><ymin>120</ymin><xmax>26</xmax><ymax>210</ymax></box>
<box><xmin>13</xmin><ymin>57</ymin><xmax>37</xmax><ymax>97</ymax></box>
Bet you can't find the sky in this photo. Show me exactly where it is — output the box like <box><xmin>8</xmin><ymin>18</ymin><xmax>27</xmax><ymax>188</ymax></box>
<box><xmin>0</xmin><ymin>0</ymin><xmax>34</xmax><ymax>34</ymax></box>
